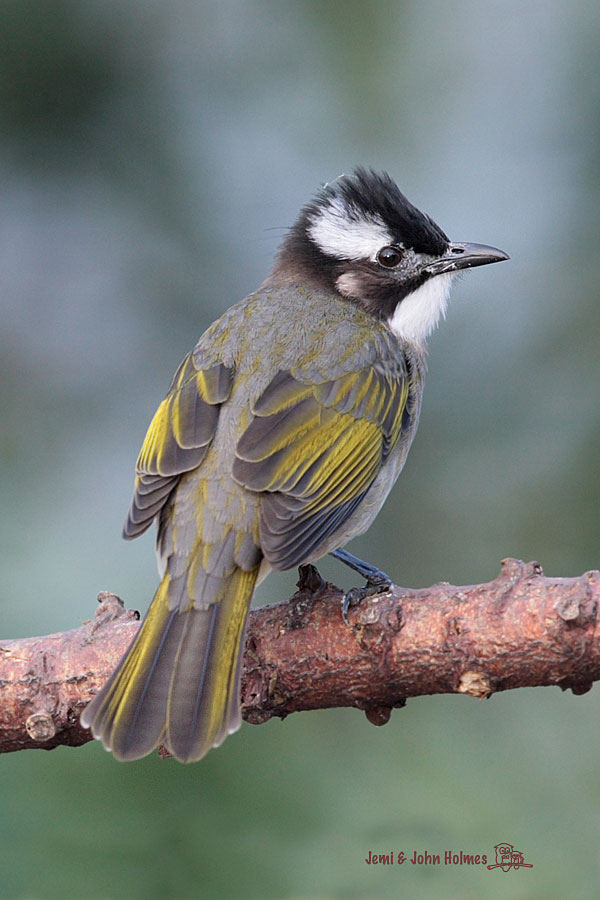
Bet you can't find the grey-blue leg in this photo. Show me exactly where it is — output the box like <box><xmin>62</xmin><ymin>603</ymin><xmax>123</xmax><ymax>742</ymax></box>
<box><xmin>330</xmin><ymin>548</ymin><xmax>393</xmax><ymax>624</ymax></box>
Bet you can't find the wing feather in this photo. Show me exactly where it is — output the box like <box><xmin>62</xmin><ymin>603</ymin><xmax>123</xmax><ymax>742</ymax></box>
<box><xmin>233</xmin><ymin>361</ymin><xmax>410</xmax><ymax>570</ymax></box>
<box><xmin>123</xmin><ymin>356</ymin><xmax>234</xmax><ymax>539</ymax></box>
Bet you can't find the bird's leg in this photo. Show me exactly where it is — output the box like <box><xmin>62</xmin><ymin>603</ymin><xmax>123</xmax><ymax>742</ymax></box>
<box><xmin>331</xmin><ymin>547</ymin><xmax>392</xmax><ymax>583</ymax></box>
<box><xmin>330</xmin><ymin>548</ymin><xmax>393</xmax><ymax>624</ymax></box>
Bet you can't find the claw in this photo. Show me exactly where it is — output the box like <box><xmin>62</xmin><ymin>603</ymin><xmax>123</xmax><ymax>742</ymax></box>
<box><xmin>332</xmin><ymin>548</ymin><xmax>393</xmax><ymax>625</ymax></box>
<box><xmin>341</xmin><ymin>574</ymin><xmax>392</xmax><ymax>624</ymax></box>
<box><xmin>341</xmin><ymin>589</ymin><xmax>356</xmax><ymax>625</ymax></box>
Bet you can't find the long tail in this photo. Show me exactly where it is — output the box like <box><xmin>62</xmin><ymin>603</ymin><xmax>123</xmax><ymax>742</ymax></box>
<box><xmin>81</xmin><ymin>566</ymin><xmax>257</xmax><ymax>762</ymax></box>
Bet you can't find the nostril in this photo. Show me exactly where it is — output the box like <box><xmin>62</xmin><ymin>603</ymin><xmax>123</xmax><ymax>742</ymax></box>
<box><xmin>451</xmin><ymin>246</ymin><xmax>464</xmax><ymax>254</ymax></box>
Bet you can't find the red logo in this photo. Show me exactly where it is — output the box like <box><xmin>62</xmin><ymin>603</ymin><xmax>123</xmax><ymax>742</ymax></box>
<box><xmin>487</xmin><ymin>843</ymin><xmax>533</xmax><ymax>872</ymax></box>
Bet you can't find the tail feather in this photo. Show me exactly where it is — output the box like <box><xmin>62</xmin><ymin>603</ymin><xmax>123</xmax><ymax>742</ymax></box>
<box><xmin>81</xmin><ymin>578</ymin><xmax>179</xmax><ymax>760</ymax></box>
<box><xmin>81</xmin><ymin>567</ymin><xmax>257</xmax><ymax>762</ymax></box>
<box><xmin>166</xmin><ymin>567</ymin><xmax>255</xmax><ymax>761</ymax></box>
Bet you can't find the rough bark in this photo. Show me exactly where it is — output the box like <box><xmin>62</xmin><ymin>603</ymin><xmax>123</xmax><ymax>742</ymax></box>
<box><xmin>0</xmin><ymin>559</ymin><xmax>598</xmax><ymax>755</ymax></box>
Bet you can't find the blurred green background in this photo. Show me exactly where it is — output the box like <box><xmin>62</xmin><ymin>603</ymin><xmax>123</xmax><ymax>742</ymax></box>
<box><xmin>1</xmin><ymin>1</ymin><xmax>599</xmax><ymax>898</ymax></box>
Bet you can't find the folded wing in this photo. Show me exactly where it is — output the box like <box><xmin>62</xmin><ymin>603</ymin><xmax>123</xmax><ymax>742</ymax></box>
<box><xmin>123</xmin><ymin>354</ymin><xmax>234</xmax><ymax>539</ymax></box>
<box><xmin>233</xmin><ymin>361</ymin><xmax>411</xmax><ymax>569</ymax></box>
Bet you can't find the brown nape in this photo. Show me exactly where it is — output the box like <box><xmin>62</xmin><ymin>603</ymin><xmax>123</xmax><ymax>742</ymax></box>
<box><xmin>267</xmin><ymin>224</ymin><xmax>342</xmax><ymax>296</ymax></box>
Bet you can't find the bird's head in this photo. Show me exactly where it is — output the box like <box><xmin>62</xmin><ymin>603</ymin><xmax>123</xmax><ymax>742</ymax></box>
<box><xmin>274</xmin><ymin>168</ymin><xmax>508</xmax><ymax>344</ymax></box>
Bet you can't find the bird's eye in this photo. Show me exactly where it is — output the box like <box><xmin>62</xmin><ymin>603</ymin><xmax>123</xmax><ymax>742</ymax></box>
<box><xmin>376</xmin><ymin>246</ymin><xmax>403</xmax><ymax>268</ymax></box>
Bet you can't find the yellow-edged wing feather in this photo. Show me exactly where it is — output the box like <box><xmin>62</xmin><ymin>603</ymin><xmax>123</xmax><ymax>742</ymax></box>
<box><xmin>123</xmin><ymin>354</ymin><xmax>234</xmax><ymax>538</ymax></box>
<box><xmin>233</xmin><ymin>360</ymin><xmax>412</xmax><ymax>569</ymax></box>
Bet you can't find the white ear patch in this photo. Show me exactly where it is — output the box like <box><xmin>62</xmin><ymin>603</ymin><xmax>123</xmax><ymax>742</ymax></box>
<box><xmin>335</xmin><ymin>271</ymin><xmax>363</xmax><ymax>298</ymax></box>
<box><xmin>308</xmin><ymin>197</ymin><xmax>392</xmax><ymax>260</ymax></box>
<box><xmin>388</xmin><ymin>273</ymin><xmax>454</xmax><ymax>344</ymax></box>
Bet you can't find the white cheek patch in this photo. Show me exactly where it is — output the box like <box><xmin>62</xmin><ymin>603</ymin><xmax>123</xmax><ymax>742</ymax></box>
<box><xmin>308</xmin><ymin>197</ymin><xmax>392</xmax><ymax>260</ymax></box>
<box><xmin>388</xmin><ymin>273</ymin><xmax>454</xmax><ymax>344</ymax></box>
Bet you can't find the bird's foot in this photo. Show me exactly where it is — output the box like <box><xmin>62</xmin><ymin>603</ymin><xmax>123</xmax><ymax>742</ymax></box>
<box><xmin>340</xmin><ymin>573</ymin><xmax>392</xmax><ymax>625</ymax></box>
<box><xmin>331</xmin><ymin>548</ymin><xmax>393</xmax><ymax>625</ymax></box>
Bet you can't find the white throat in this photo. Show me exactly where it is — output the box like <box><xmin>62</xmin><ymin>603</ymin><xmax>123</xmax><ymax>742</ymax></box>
<box><xmin>388</xmin><ymin>273</ymin><xmax>454</xmax><ymax>345</ymax></box>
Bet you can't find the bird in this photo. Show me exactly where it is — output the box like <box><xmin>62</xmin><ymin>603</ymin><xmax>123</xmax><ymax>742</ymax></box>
<box><xmin>81</xmin><ymin>168</ymin><xmax>508</xmax><ymax>762</ymax></box>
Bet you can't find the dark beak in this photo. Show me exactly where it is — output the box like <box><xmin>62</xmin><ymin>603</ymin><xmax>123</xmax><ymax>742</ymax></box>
<box><xmin>425</xmin><ymin>242</ymin><xmax>509</xmax><ymax>276</ymax></box>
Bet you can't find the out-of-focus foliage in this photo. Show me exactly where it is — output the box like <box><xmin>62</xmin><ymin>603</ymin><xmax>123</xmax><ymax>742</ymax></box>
<box><xmin>1</xmin><ymin>2</ymin><xmax>599</xmax><ymax>898</ymax></box>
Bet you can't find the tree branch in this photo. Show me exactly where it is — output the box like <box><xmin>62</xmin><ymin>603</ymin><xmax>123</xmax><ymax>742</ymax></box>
<box><xmin>1</xmin><ymin>559</ymin><xmax>598</xmax><ymax>754</ymax></box>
